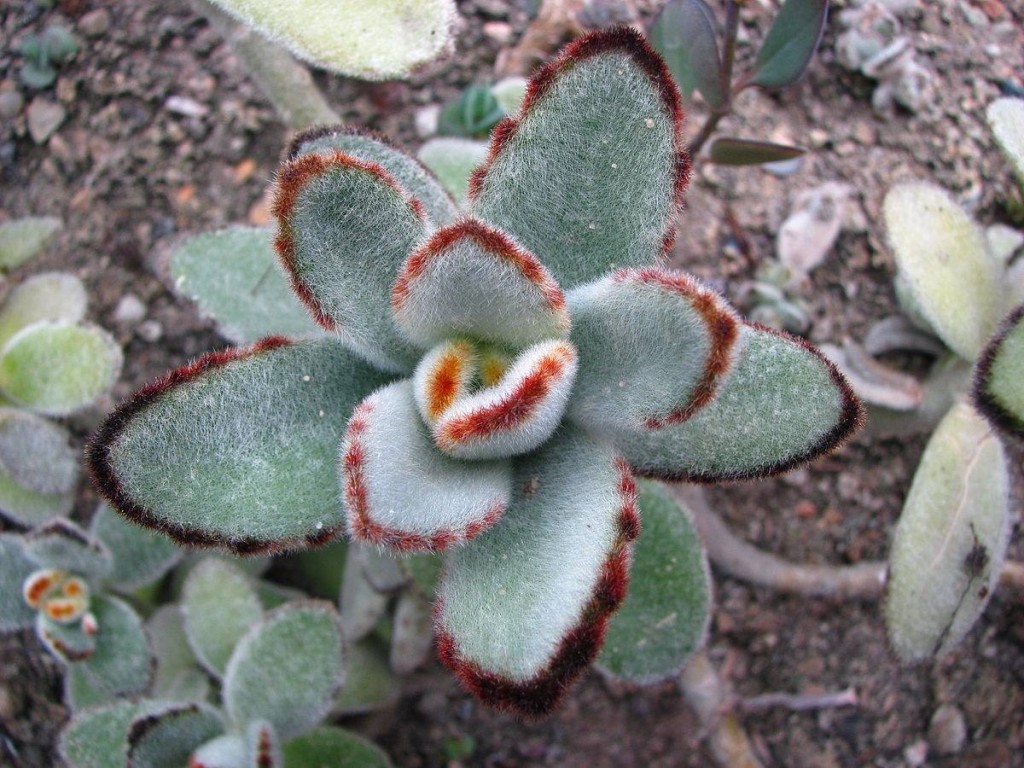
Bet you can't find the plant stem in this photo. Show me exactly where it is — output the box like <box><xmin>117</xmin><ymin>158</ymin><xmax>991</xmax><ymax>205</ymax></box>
<box><xmin>740</xmin><ymin>687</ymin><xmax>859</xmax><ymax>713</ymax></box>
<box><xmin>687</xmin><ymin>0</ymin><xmax>743</xmax><ymax>157</ymax></box>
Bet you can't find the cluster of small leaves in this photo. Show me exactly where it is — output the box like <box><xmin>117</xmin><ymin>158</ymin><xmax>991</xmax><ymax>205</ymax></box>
<box><xmin>436</xmin><ymin>78</ymin><xmax>527</xmax><ymax>138</ymax></box>
<box><xmin>19</xmin><ymin>24</ymin><xmax>79</xmax><ymax>89</ymax></box>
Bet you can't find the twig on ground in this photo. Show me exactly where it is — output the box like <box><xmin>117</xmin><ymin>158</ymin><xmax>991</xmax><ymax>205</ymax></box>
<box><xmin>739</xmin><ymin>687</ymin><xmax>859</xmax><ymax>713</ymax></box>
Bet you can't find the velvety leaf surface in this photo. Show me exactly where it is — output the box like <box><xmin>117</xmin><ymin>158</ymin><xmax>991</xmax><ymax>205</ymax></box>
<box><xmin>339</xmin><ymin>547</ymin><xmax>388</xmax><ymax>641</ymax></box>
<box><xmin>273</xmin><ymin>151</ymin><xmax>427</xmax><ymax>373</ymax></box>
<box><xmin>37</xmin><ymin>611</ymin><xmax>97</xmax><ymax>663</ymax></box>
<box><xmin>597</xmin><ymin>481</ymin><xmax>710</xmax><ymax>683</ymax></box>
<box><xmin>987</xmin><ymin>97</ymin><xmax>1024</xmax><ymax>179</ymax></box>
<box><xmin>649</xmin><ymin>0</ymin><xmax>724</xmax><ymax>107</ymax></box>
<box><xmin>358</xmin><ymin>545</ymin><xmax>409</xmax><ymax>593</ymax></box>
<box><xmin>416</xmin><ymin>137</ymin><xmax>489</xmax><ymax>204</ymax></box>
<box><xmin>126</xmin><ymin>702</ymin><xmax>224</xmax><ymax>768</ymax></box>
<box><xmin>246</xmin><ymin>721</ymin><xmax>282</xmax><ymax>768</ymax></box>
<box><xmin>223</xmin><ymin>601</ymin><xmax>345</xmax><ymax>740</ymax></box>
<box><xmin>0</xmin><ymin>466</ymin><xmax>74</xmax><ymax>527</ymax></box>
<box><xmin>0</xmin><ymin>406</ymin><xmax>78</xmax><ymax>495</ymax></box>
<box><xmin>0</xmin><ymin>321</ymin><xmax>122</xmax><ymax>416</ymax></box>
<box><xmin>390</xmin><ymin>591</ymin><xmax>433</xmax><ymax>675</ymax></box>
<box><xmin>0</xmin><ymin>216</ymin><xmax>62</xmax><ymax>270</ymax></box>
<box><xmin>189</xmin><ymin>734</ymin><xmax>245</xmax><ymax>768</ymax></box>
<box><xmin>281</xmin><ymin>726</ymin><xmax>392</xmax><ymax>768</ymax></box>
<box><xmin>391</xmin><ymin>219</ymin><xmax>569</xmax><ymax>349</ymax></box>
<box><xmin>749</xmin><ymin>0</ymin><xmax>828</xmax><ymax>88</ymax></box>
<box><xmin>288</xmin><ymin>126</ymin><xmax>458</xmax><ymax>227</ymax></box>
<box><xmin>60</xmin><ymin>700</ymin><xmax>151</xmax><ymax>768</ymax></box>
<box><xmin>886</xmin><ymin>403</ymin><xmax>1010</xmax><ymax>661</ymax></box>
<box><xmin>884</xmin><ymin>183</ymin><xmax>1001</xmax><ymax>360</ymax></box>
<box><xmin>709</xmin><ymin>137</ymin><xmax>806</xmax><ymax>166</ymax></box>
<box><xmin>335</xmin><ymin>637</ymin><xmax>400</xmax><ymax>715</ymax></box>
<box><xmin>170</xmin><ymin>227</ymin><xmax>323</xmax><ymax>344</ymax></box>
<box><xmin>23</xmin><ymin>519</ymin><xmax>112</xmax><ymax>580</ymax></box>
<box><xmin>0</xmin><ymin>271</ymin><xmax>86</xmax><ymax>349</ymax></box>
<box><xmin>0</xmin><ymin>533</ymin><xmax>36</xmax><ymax>631</ymax></box>
<box><xmin>566</xmin><ymin>268</ymin><xmax>739</xmax><ymax>434</ymax></box>
<box><xmin>436</xmin><ymin>425</ymin><xmax>639</xmax><ymax>716</ymax></box>
<box><xmin>183</xmin><ymin>558</ymin><xmax>264</xmax><ymax>678</ymax></box>
<box><xmin>89</xmin><ymin>338</ymin><xmax>392</xmax><ymax>554</ymax></box>
<box><xmin>91</xmin><ymin>503</ymin><xmax>182</xmax><ymax>591</ymax></box>
<box><xmin>615</xmin><ymin>324</ymin><xmax>861</xmax><ymax>481</ymax></box>
<box><xmin>147</xmin><ymin>605</ymin><xmax>210</xmax><ymax>703</ymax></box>
<box><xmin>342</xmin><ymin>381</ymin><xmax>511</xmax><ymax>552</ymax></box>
<box><xmin>974</xmin><ymin>304</ymin><xmax>1024</xmax><ymax>437</ymax></box>
<box><xmin>470</xmin><ymin>28</ymin><xmax>687</xmax><ymax>289</ymax></box>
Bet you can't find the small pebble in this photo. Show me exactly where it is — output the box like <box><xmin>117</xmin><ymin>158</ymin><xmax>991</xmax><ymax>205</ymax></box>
<box><xmin>136</xmin><ymin>320</ymin><xmax>163</xmax><ymax>343</ymax></box>
<box><xmin>903</xmin><ymin>739</ymin><xmax>928</xmax><ymax>767</ymax></box>
<box><xmin>113</xmin><ymin>294</ymin><xmax>146</xmax><ymax>325</ymax></box>
<box><xmin>26</xmin><ymin>98</ymin><xmax>66</xmax><ymax>145</ymax></box>
<box><xmin>0</xmin><ymin>90</ymin><xmax>23</xmax><ymax>121</ymax></box>
<box><xmin>414</xmin><ymin>104</ymin><xmax>440</xmax><ymax>139</ymax></box>
<box><xmin>78</xmin><ymin>8</ymin><xmax>111</xmax><ymax>37</ymax></box>
<box><xmin>928</xmin><ymin>704</ymin><xmax>967</xmax><ymax>756</ymax></box>
<box><xmin>483</xmin><ymin>21</ymin><xmax>513</xmax><ymax>45</ymax></box>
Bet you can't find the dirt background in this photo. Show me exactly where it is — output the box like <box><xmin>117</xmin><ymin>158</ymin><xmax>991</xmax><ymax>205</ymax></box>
<box><xmin>1</xmin><ymin>0</ymin><xmax>1024</xmax><ymax>766</ymax></box>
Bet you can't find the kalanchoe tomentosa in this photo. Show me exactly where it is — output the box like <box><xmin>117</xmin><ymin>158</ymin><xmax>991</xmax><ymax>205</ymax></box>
<box><xmin>88</xmin><ymin>28</ymin><xmax>861</xmax><ymax>717</ymax></box>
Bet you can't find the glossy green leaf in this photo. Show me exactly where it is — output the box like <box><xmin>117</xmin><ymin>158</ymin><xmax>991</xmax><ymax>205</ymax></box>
<box><xmin>282</xmin><ymin>726</ymin><xmax>392</xmax><ymax>768</ymax></box>
<box><xmin>974</xmin><ymin>304</ymin><xmax>1024</xmax><ymax>437</ymax></box>
<box><xmin>0</xmin><ymin>216</ymin><xmax>62</xmax><ymax>270</ymax></box>
<box><xmin>709</xmin><ymin>137</ymin><xmax>806</xmax><ymax>166</ymax></box>
<box><xmin>750</xmin><ymin>0</ymin><xmax>828</xmax><ymax>89</ymax></box>
<box><xmin>417</xmin><ymin>138</ymin><xmax>489</xmax><ymax>205</ymax></box>
<box><xmin>649</xmin><ymin>0</ymin><xmax>724</xmax><ymax>107</ymax></box>
<box><xmin>0</xmin><ymin>533</ymin><xmax>36</xmax><ymax>631</ymax></box>
<box><xmin>0</xmin><ymin>271</ymin><xmax>86</xmax><ymax>349</ymax></box>
<box><xmin>91</xmin><ymin>504</ymin><xmax>183</xmax><ymax>591</ymax></box>
<box><xmin>125</xmin><ymin>702</ymin><xmax>224</xmax><ymax>768</ymax></box>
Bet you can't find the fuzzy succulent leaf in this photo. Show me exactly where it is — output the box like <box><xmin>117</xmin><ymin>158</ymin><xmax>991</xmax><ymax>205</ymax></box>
<box><xmin>390</xmin><ymin>590</ymin><xmax>434</xmax><ymax>675</ymax></box>
<box><xmin>171</xmin><ymin>227</ymin><xmax>323</xmax><ymax>345</ymax></box>
<box><xmin>709</xmin><ymin>137</ymin><xmax>806</xmax><ymax>166</ymax></box>
<box><xmin>0</xmin><ymin>321</ymin><xmax>122</xmax><ymax>416</ymax></box>
<box><xmin>987</xmin><ymin>97</ymin><xmax>1024</xmax><ymax>180</ymax></box>
<box><xmin>287</xmin><ymin>126</ymin><xmax>458</xmax><ymax>228</ymax></box>
<box><xmin>416</xmin><ymin>137</ymin><xmax>489</xmax><ymax>204</ymax></box>
<box><xmin>90</xmin><ymin>504</ymin><xmax>182</xmax><ymax>591</ymax></box>
<box><xmin>0</xmin><ymin>466</ymin><xmax>74</xmax><ymax>527</ymax></box>
<box><xmin>281</xmin><ymin>726</ymin><xmax>393</xmax><ymax>768</ymax></box>
<box><xmin>183</xmin><ymin>558</ymin><xmax>264</xmax><ymax>678</ymax></box>
<box><xmin>615</xmin><ymin>324</ymin><xmax>861</xmax><ymax>480</ymax></box>
<box><xmin>23</xmin><ymin>519</ymin><xmax>113</xmax><ymax>580</ymax></box>
<box><xmin>0</xmin><ymin>406</ymin><xmax>78</xmax><ymax>496</ymax></box>
<box><xmin>342</xmin><ymin>381</ymin><xmax>511</xmax><ymax>551</ymax></box>
<box><xmin>884</xmin><ymin>183</ymin><xmax>1001</xmax><ymax>360</ymax></box>
<box><xmin>59</xmin><ymin>700</ymin><xmax>153</xmax><ymax>768</ymax></box>
<box><xmin>0</xmin><ymin>216</ymin><xmax>62</xmax><ymax>270</ymax></box>
<box><xmin>223</xmin><ymin>601</ymin><xmax>345</xmax><ymax>741</ymax></box>
<box><xmin>469</xmin><ymin>28</ymin><xmax>688</xmax><ymax>290</ymax></box>
<box><xmin>335</xmin><ymin>637</ymin><xmax>400</xmax><ymax>715</ymax></box>
<box><xmin>974</xmin><ymin>304</ymin><xmax>1024</xmax><ymax>437</ymax></box>
<box><xmin>405</xmin><ymin>552</ymin><xmax>443</xmax><ymax>597</ymax></box>
<box><xmin>65</xmin><ymin>595</ymin><xmax>152</xmax><ymax>709</ymax></box>
<box><xmin>391</xmin><ymin>219</ymin><xmax>569</xmax><ymax>349</ymax></box>
<box><xmin>125</xmin><ymin>702</ymin><xmax>224</xmax><ymax>768</ymax></box>
<box><xmin>37</xmin><ymin>611</ymin><xmax>97</xmax><ymax>663</ymax></box>
<box><xmin>0</xmin><ymin>533</ymin><xmax>36</xmax><ymax>630</ymax></box>
<box><xmin>436</xmin><ymin>425</ymin><xmax>638</xmax><ymax>717</ymax></box>
<box><xmin>650</xmin><ymin>0</ymin><xmax>724</xmax><ymax>108</ymax></box>
<box><xmin>246</xmin><ymin>721</ymin><xmax>282</xmax><ymax>768</ymax></box>
<box><xmin>357</xmin><ymin>545</ymin><xmax>408</xmax><ymax>593</ymax></box>
<box><xmin>189</xmin><ymin>734</ymin><xmax>246</xmax><ymax>768</ymax></box>
<box><xmin>0</xmin><ymin>271</ymin><xmax>86</xmax><ymax>348</ymax></box>
<box><xmin>273</xmin><ymin>150</ymin><xmax>428</xmax><ymax>373</ymax></box>
<box><xmin>147</xmin><ymin>605</ymin><xmax>210</xmax><ymax>704</ymax></box>
<box><xmin>88</xmin><ymin>338</ymin><xmax>392</xmax><ymax>554</ymax></box>
<box><xmin>886</xmin><ymin>402</ymin><xmax>1010</xmax><ymax>661</ymax></box>
<box><xmin>339</xmin><ymin>547</ymin><xmax>389</xmax><ymax>642</ymax></box>
<box><xmin>597</xmin><ymin>481</ymin><xmax>710</xmax><ymax>683</ymax></box>
<box><xmin>206</xmin><ymin>0</ymin><xmax>455</xmax><ymax>81</ymax></box>
<box><xmin>749</xmin><ymin>0</ymin><xmax>828</xmax><ymax>89</ymax></box>
<box><xmin>566</xmin><ymin>268</ymin><xmax>739</xmax><ymax>434</ymax></box>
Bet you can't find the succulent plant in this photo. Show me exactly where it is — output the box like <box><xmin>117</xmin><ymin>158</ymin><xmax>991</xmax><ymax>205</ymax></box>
<box><xmin>19</xmin><ymin>24</ymin><xmax>80</xmax><ymax>90</ymax></box>
<box><xmin>88</xmin><ymin>28</ymin><xmax>861</xmax><ymax>717</ymax></box>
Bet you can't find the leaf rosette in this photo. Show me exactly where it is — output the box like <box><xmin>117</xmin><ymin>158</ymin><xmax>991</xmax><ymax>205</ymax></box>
<box><xmin>88</xmin><ymin>28</ymin><xmax>860</xmax><ymax>717</ymax></box>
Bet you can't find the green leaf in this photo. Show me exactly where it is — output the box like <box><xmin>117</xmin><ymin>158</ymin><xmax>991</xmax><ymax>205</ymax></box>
<box><xmin>284</xmin><ymin>540</ymin><xmax>348</xmax><ymax>600</ymax></box>
<box><xmin>0</xmin><ymin>533</ymin><xmax>36</xmax><ymax>631</ymax></box>
<box><xmin>884</xmin><ymin>182</ymin><xmax>1001</xmax><ymax>360</ymax></box>
<box><xmin>206</xmin><ymin>0</ymin><xmax>456</xmax><ymax>80</ymax></box>
<box><xmin>709</xmin><ymin>137</ymin><xmax>806</xmax><ymax>166</ymax></box>
<box><xmin>491</xmin><ymin>77</ymin><xmax>528</xmax><ymax>115</ymax></box>
<box><xmin>90</xmin><ymin>504</ymin><xmax>183</xmax><ymax>592</ymax></box>
<box><xmin>334</xmin><ymin>638</ymin><xmax>400</xmax><ymax>715</ymax></box>
<box><xmin>357</xmin><ymin>545</ymin><xmax>408</xmax><ymax>593</ymax></box>
<box><xmin>247</xmin><ymin>721</ymin><xmax>282</xmax><ymax>768</ymax></box>
<box><xmin>974</xmin><ymin>304</ymin><xmax>1024</xmax><ymax>437</ymax></box>
<box><xmin>404</xmin><ymin>552</ymin><xmax>443</xmax><ymax>597</ymax></box>
<box><xmin>436</xmin><ymin>425</ymin><xmax>639</xmax><ymax>716</ymax></box>
<box><xmin>886</xmin><ymin>402</ymin><xmax>1010</xmax><ymax>661</ymax></box>
<box><xmin>60</xmin><ymin>700</ymin><xmax>152</xmax><ymax>768</ymax></box>
<box><xmin>750</xmin><ymin>0</ymin><xmax>828</xmax><ymax>89</ymax></box>
<box><xmin>0</xmin><ymin>463</ymin><xmax>74</xmax><ymax>527</ymax></box>
<box><xmin>23</xmin><ymin>519</ymin><xmax>112</xmax><ymax>580</ymax></box>
<box><xmin>987</xmin><ymin>97</ymin><xmax>1024</xmax><ymax>180</ymax></box>
<box><xmin>390</xmin><ymin>591</ymin><xmax>433</xmax><ymax>675</ymax></box>
<box><xmin>470</xmin><ymin>28</ymin><xmax>686</xmax><ymax>289</ymax></box>
<box><xmin>282</xmin><ymin>726</ymin><xmax>392</xmax><ymax>768</ymax></box>
<box><xmin>649</xmin><ymin>0</ymin><xmax>724</xmax><ymax>107</ymax></box>
<box><xmin>597</xmin><ymin>481</ymin><xmax>710</xmax><ymax>683</ymax></box>
<box><xmin>339</xmin><ymin>546</ymin><xmax>388</xmax><ymax>642</ymax></box>
<box><xmin>89</xmin><ymin>338</ymin><xmax>392</xmax><ymax>554</ymax></box>
<box><xmin>0</xmin><ymin>271</ymin><xmax>86</xmax><ymax>349</ymax></box>
<box><xmin>0</xmin><ymin>216</ymin><xmax>62</xmax><ymax>270</ymax></box>
<box><xmin>341</xmin><ymin>381</ymin><xmax>512</xmax><ymax>552</ymax></box>
<box><xmin>37</xmin><ymin>610</ymin><xmax>97</xmax><ymax>663</ymax></box>
<box><xmin>288</xmin><ymin>126</ymin><xmax>458</xmax><ymax>228</ymax></box>
<box><xmin>147</xmin><ymin>605</ymin><xmax>210</xmax><ymax>704</ymax></box>
<box><xmin>566</xmin><ymin>268</ymin><xmax>739</xmax><ymax>435</ymax></box>
<box><xmin>223</xmin><ymin>601</ymin><xmax>345</xmax><ymax>741</ymax></box>
<box><xmin>189</xmin><ymin>734</ymin><xmax>245</xmax><ymax>768</ymax></box>
<box><xmin>615</xmin><ymin>324</ymin><xmax>862</xmax><ymax>481</ymax></box>
<box><xmin>170</xmin><ymin>227</ymin><xmax>324</xmax><ymax>345</ymax></box>
<box><xmin>125</xmin><ymin>702</ymin><xmax>224</xmax><ymax>768</ymax></box>
<box><xmin>274</xmin><ymin>151</ymin><xmax>427</xmax><ymax>372</ymax></box>
<box><xmin>0</xmin><ymin>321</ymin><xmax>122</xmax><ymax>416</ymax></box>
<box><xmin>183</xmin><ymin>558</ymin><xmax>264</xmax><ymax>678</ymax></box>
<box><xmin>416</xmin><ymin>138</ymin><xmax>489</xmax><ymax>205</ymax></box>
<box><xmin>0</xmin><ymin>406</ymin><xmax>77</xmax><ymax>495</ymax></box>
<box><xmin>438</xmin><ymin>85</ymin><xmax>505</xmax><ymax>138</ymax></box>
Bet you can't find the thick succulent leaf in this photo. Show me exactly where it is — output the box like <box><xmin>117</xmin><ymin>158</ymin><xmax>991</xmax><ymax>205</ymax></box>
<box><xmin>339</xmin><ymin>546</ymin><xmax>388</xmax><ymax>641</ymax></box>
<box><xmin>391</xmin><ymin>219</ymin><xmax>569</xmax><ymax>349</ymax></box>
<box><xmin>884</xmin><ymin>183</ymin><xmax>1001</xmax><ymax>360</ymax></box>
<box><xmin>0</xmin><ymin>533</ymin><xmax>36</xmax><ymax>630</ymax></box>
<box><xmin>615</xmin><ymin>324</ymin><xmax>862</xmax><ymax>481</ymax></box>
<box><xmin>0</xmin><ymin>271</ymin><xmax>86</xmax><ymax>348</ymax></box>
<box><xmin>171</xmin><ymin>227</ymin><xmax>323</xmax><ymax>345</ymax></box>
<box><xmin>342</xmin><ymin>381</ymin><xmax>511</xmax><ymax>552</ymax></box>
<box><xmin>246</xmin><ymin>721</ymin><xmax>282</xmax><ymax>768</ymax></box>
<box><xmin>436</xmin><ymin>425</ymin><xmax>639</xmax><ymax>716</ymax></box>
<box><xmin>886</xmin><ymin>402</ymin><xmax>1010</xmax><ymax>661</ymax></box>
<box><xmin>126</xmin><ymin>702</ymin><xmax>224</xmax><ymax>768</ymax></box>
<box><xmin>281</xmin><ymin>726</ymin><xmax>392</xmax><ymax>768</ymax></box>
<box><xmin>37</xmin><ymin>611</ymin><xmax>97</xmax><ymax>663</ymax></box>
<box><xmin>273</xmin><ymin>151</ymin><xmax>427</xmax><ymax>373</ymax></box>
<box><xmin>60</xmin><ymin>700</ymin><xmax>157</xmax><ymax>768</ymax></box>
<box><xmin>223</xmin><ymin>601</ymin><xmax>345</xmax><ymax>741</ymax></box>
<box><xmin>147</xmin><ymin>605</ymin><xmax>210</xmax><ymax>703</ymax></box>
<box><xmin>0</xmin><ymin>406</ymin><xmax>77</xmax><ymax>495</ymax></box>
<box><xmin>469</xmin><ymin>28</ymin><xmax>688</xmax><ymax>289</ymax></box>
<box><xmin>650</xmin><ymin>0</ymin><xmax>724</xmax><ymax>108</ymax></box>
<box><xmin>183</xmin><ymin>558</ymin><xmax>264</xmax><ymax>678</ymax></box>
<box><xmin>23</xmin><ymin>519</ymin><xmax>113</xmax><ymax>580</ymax></box>
<box><xmin>987</xmin><ymin>97</ymin><xmax>1024</xmax><ymax>180</ymax></box>
<box><xmin>88</xmin><ymin>338</ymin><xmax>392</xmax><ymax>555</ymax></box>
<box><xmin>749</xmin><ymin>0</ymin><xmax>828</xmax><ymax>89</ymax></box>
<box><xmin>416</xmin><ymin>138</ymin><xmax>489</xmax><ymax>204</ymax></box>
<box><xmin>190</xmin><ymin>734</ymin><xmax>245</xmax><ymax>768</ymax></box>
<box><xmin>0</xmin><ymin>216</ymin><xmax>62</xmax><ymax>270</ymax></box>
<box><xmin>207</xmin><ymin>0</ymin><xmax>455</xmax><ymax>80</ymax></box>
<box><xmin>0</xmin><ymin>467</ymin><xmax>73</xmax><ymax>527</ymax></box>
<box><xmin>0</xmin><ymin>321</ymin><xmax>122</xmax><ymax>416</ymax></box>
<box><xmin>91</xmin><ymin>504</ymin><xmax>182</xmax><ymax>591</ymax></box>
<box><xmin>335</xmin><ymin>637</ymin><xmax>400</xmax><ymax>714</ymax></box>
<box><xmin>287</xmin><ymin>126</ymin><xmax>458</xmax><ymax>228</ymax></box>
<box><xmin>65</xmin><ymin>595</ymin><xmax>152</xmax><ymax>709</ymax></box>
<box><xmin>566</xmin><ymin>268</ymin><xmax>739</xmax><ymax>434</ymax></box>
<box><xmin>709</xmin><ymin>137</ymin><xmax>806</xmax><ymax>166</ymax></box>
<box><xmin>358</xmin><ymin>545</ymin><xmax>408</xmax><ymax>593</ymax></box>
<box><xmin>405</xmin><ymin>552</ymin><xmax>443</xmax><ymax>597</ymax></box>
<box><xmin>974</xmin><ymin>304</ymin><xmax>1024</xmax><ymax>437</ymax></box>
<box><xmin>597</xmin><ymin>481</ymin><xmax>710</xmax><ymax>683</ymax></box>
<box><xmin>432</xmin><ymin>339</ymin><xmax>578</xmax><ymax>460</ymax></box>
<box><xmin>390</xmin><ymin>591</ymin><xmax>433</xmax><ymax>675</ymax></box>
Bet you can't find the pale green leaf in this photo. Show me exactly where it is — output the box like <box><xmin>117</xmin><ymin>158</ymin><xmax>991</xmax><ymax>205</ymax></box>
<box><xmin>0</xmin><ymin>271</ymin><xmax>86</xmax><ymax>349</ymax></box>
<box><xmin>91</xmin><ymin>504</ymin><xmax>183</xmax><ymax>592</ymax></box>
<box><xmin>0</xmin><ymin>464</ymin><xmax>74</xmax><ymax>527</ymax></box>
<box><xmin>0</xmin><ymin>406</ymin><xmax>77</xmax><ymax>495</ymax></box>
<box><xmin>190</xmin><ymin>734</ymin><xmax>245</xmax><ymax>768</ymax></box>
<box><xmin>974</xmin><ymin>304</ymin><xmax>1024</xmax><ymax>437</ymax></box>
<box><xmin>147</xmin><ymin>605</ymin><xmax>210</xmax><ymax>704</ymax></box>
<box><xmin>282</xmin><ymin>726</ymin><xmax>392</xmax><ymax>768</ymax></box>
<box><xmin>334</xmin><ymin>638</ymin><xmax>400</xmax><ymax>715</ymax></box>
<box><xmin>0</xmin><ymin>216</ymin><xmax>62</xmax><ymax>270</ymax></box>
<box><xmin>59</xmin><ymin>700</ymin><xmax>151</xmax><ymax>768</ymax></box>
<box><xmin>0</xmin><ymin>533</ymin><xmax>36</xmax><ymax>631</ymax></box>
<box><xmin>246</xmin><ymin>721</ymin><xmax>282</xmax><ymax>768</ymax></box>
<box><xmin>491</xmin><ymin>77</ymin><xmax>528</xmax><ymax>115</ymax></box>
<box><xmin>987</xmin><ymin>97</ymin><xmax>1024</xmax><ymax>180</ymax></box>
<box><xmin>339</xmin><ymin>546</ymin><xmax>388</xmax><ymax>642</ymax></box>
<box><xmin>416</xmin><ymin>137</ymin><xmax>489</xmax><ymax>205</ymax></box>
<box><xmin>37</xmin><ymin>611</ymin><xmax>97</xmax><ymax>663</ymax></box>
<box><xmin>125</xmin><ymin>702</ymin><xmax>224</xmax><ymax>768</ymax></box>
<box><xmin>389</xmin><ymin>591</ymin><xmax>433</xmax><ymax>675</ymax></box>
<box><xmin>23</xmin><ymin>519</ymin><xmax>112</xmax><ymax>580</ymax></box>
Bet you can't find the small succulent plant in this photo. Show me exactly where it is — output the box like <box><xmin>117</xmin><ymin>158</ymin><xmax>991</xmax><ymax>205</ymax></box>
<box><xmin>89</xmin><ymin>28</ymin><xmax>860</xmax><ymax>717</ymax></box>
<box><xmin>19</xmin><ymin>24</ymin><xmax>80</xmax><ymax>90</ymax></box>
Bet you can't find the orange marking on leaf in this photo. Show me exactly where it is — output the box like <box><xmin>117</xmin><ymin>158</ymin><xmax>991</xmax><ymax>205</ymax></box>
<box><xmin>480</xmin><ymin>355</ymin><xmax>508</xmax><ymax>389</ymax></box>
<box><xmin>425</xmin><ymin>344</ymin><xmax>473</xmax><ymax>420</ymax></box>
<box><xmin>45</xmin><ymin>598</ymin><xmax>85</xmax><ymax>623</ymax></box>
<box><xmin>62</xmin><ymin>578</ymin><xmax>85</xmax><ymax>598</ymax></box>
<box><xmin>23</xmin><ymin>571</ymin><xmax>60</xmax><ymax>609</ymax></box>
